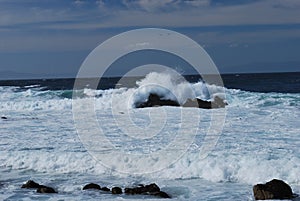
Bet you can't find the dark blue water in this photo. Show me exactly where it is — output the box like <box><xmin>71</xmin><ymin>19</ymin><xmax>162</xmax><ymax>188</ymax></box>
<box><xmin>0</xmin><ymin>72</ymin><xmax>299</xmax><ymax>93</ymax></box>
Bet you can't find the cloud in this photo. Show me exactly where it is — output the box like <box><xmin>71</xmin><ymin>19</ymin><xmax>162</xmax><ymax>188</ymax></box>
<box><xmin>1</xmin><ymin>0</ymin><xmax>300</xmax><ymax>53</ymax></box>
<box><xmin>272</xmin><ymin>0</ymin><xmax>300</xmax><ymax>9</ymax></box>
<box><xmin>73</xmin><ymin>0</ymin><xmax>86</xmax><ymax>6</ymax></box>
<box><xmin>122</xmin><ymin>0</ymin><xmax>176</xmax><ymax>12</ymax></box>
<box><xmin>1</xmin><ymin>0</ymin><xmax>300</xmax><ymax>29</ymax></box>
<box><xmin>121</xmin><ymin>0</ymin><xmax>211</xmax><ymax>12</ymax></box>
<box><xmin>95</xmin><ymin>0</ymin><xmax>105</xmax><ymax>8</ymax></box>
<box><xmin>184</xmin><ymin>0</ymin><xmax>210</xmax><ymax>7</ymax></box>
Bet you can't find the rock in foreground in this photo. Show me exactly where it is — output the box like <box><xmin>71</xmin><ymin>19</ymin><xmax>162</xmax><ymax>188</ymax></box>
<box><xmin>82</xmin><ymin>183</ymin><xmax>101</xmax><ymax>190</ymax></box>
<box><xmin>21</xmin><ymin>180</ymin><xmax>57</xmax><ymax>194</ymax></box>
<box><xmin>37</xmin><ymin>186</ymin><xmax>57</xmax><ymax>194</ymax></box>
<box><xmin>21</xmin><ymin>180</ymin><xmax>41</xmax><ymax>189</ymax></box>
<box><xmin>112</xmin><ymin>187</ymin><xmax>122</xmax><ymax>194</ymax></box>
<box><xmin>125</xmin><ymin>183</ymin><xmax>171</xmax><ymax>198</ymax></box>
<box><xmin>253</xmin><ymin>179</ymin><xmax>297</xmax><ymax>200</ymax></box>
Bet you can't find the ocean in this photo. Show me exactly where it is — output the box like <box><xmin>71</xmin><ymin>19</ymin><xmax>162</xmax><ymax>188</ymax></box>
<box><xmin>0</xmin><ymin>72</ymin><xmax>299</xmax><ymax>200</ymax></box>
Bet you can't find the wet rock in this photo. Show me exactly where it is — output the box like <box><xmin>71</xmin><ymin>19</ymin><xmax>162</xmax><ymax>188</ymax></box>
<box><xmin>135</xmin><ymin>93</ymin><xmax>180</xmax><ymax>108</ymax></box>
<box><xmin>112</xmin><ymin>187</ymin><xmax>122</xmax><ymax>194</ymax></box>
<box><xmin>1</xmin><ymin>116</ymin><xmax>7</xmax><ymax>120</ymax></box>
<box><xmin>253</xmin><ymin>179</ymin><xmax>295</xmax><ymax>200</ymax></box>
<box><xmin>83</xmin><ymin>183</ymin><xmax>101</xmax><ymax>190</ymax></box>
<box><xmin>212</xmin><ymin>96</ymin><xmax>228</xmax><ymax>108</ymax></box>
<box><xmin>124</xmin><ymin>187</ymin><xmax>135</xmax><ymax>195</ymax></box>
<box><xmin>37</xmin><ymin>186</ymin><xmax>57</xmax><ymax>194</ymax></box>
<box><xmin>144</xmin><ymin>183</ymin><xmax>160</xmax><ymax>193</ymax></box>
<box><xmin>135</xmin><ymin>93</ymin><xmax>227</xmax><ymax>109</ymax></box>
<box><xmin>101</xmin><ymin>187</ymin><xmax>110</xmax><ymax>192</ymax></box>
<box><xmin>183</xmin><ymin>96</ymin><xmax>227</xmax><ymax>109</ymax></box>
<box><xmin>124</xmin><ymin>183</ymin><xmax>170</xmax><ymax>198</ymax></box>
<box><xmin>21</xmin><ymin>180</ymin><xmax>40</xmax><ymax>189</ymax></box>
<box><xmin>22</xmin><ymin>180</ymin><xmax>57</xmax><ymax>193</ymax></box>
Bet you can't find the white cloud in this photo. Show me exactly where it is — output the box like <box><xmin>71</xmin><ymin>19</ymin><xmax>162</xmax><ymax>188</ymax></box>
<box><xmin>184</xmin><ymin>0</ymin><xmax>210</xmax><ymax>7</ymax></box>
<box><xmin>272</xmin><ymin>0</ymin><xmax>300</xmax><ymax>9</ymax></box>
<box><xmin>1</xmin><ymin>0</ymin><xmax>300</xmax><ymax>28</ymax></box>
<box><xmin>1</xmin><ymin>0</ymin><xmax>300</xmax><ymax>52</ymax></box>
<box><xmin>122</xmin><ymin>0</ymin><xmax>176</xmax><ymax>12</ymax></box>
<box><xmin>121</xmin><ymin>0</ymin><xmax>211</xmax><ymax>12</ymax></box>
<box><xmin>73</xmin><ymin>0</ymin><xmax>86</xmax><ymax>6</ymax></box>
<box><xmin>95</xmin><ymin>0</ymin><xmax>105</xmax><ymax>8</ymax></box>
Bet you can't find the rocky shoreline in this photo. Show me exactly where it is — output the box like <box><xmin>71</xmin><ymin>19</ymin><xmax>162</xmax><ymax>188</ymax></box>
<box><xmin>18</xmin><ymin>178</ymin><xmax>299</xmax><ymax>200</ymax></box>
<box><xmin>20</xmin><ymin>180</ymin><xmax>171</xmax><ymax>199</ymax></box>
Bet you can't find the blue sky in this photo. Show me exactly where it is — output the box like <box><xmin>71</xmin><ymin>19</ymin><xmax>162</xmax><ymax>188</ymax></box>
<box><xmin>0</xmin><ymin>0</ymin><xmax>300</xmax><ymax>78</ymax></box>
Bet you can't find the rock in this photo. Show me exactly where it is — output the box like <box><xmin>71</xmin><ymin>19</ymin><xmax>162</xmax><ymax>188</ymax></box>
<box><xmin>1</xmin><ymin>116</ymin><xmax>7</xmax><ymax>120</ymax></box>
<box><xmin>135</xmin><ymin>93</ymin><xmax>227</xmax><ymax>109</ymax></box>
<box><xmin>124</xmin><ymin>187</ymin><xmax>136</xmax><ymax>195</ymax></box>
<box><xmin>101</xmin><ymin>187</ymin><xmax>110</xmax><ymax>192</ymax></box>
<box><xmin>144</xmin><ymin>183</ymin><xmax>160</xmax><ymax>193</ymax></box>
<box><xmin>212</xmin><ymin>96</ymin><xmax>228</xmax><ymax>108</ymax></box>
<box><xmin>112</xmin><ymin>187</ymin><xmax>122</xmax><ymax>194</ymax></box>
<box><xmin>183</xmin><ymin>96</ymin><xmax>227</xmax><ymax>109</ymax></box>
<box><xmin>135</xmin><ymin>93</ymin><xmax>180</xmax><ymax>108</ymax></box>
<box><xmin>37</xmin><ymin>186</ymin><xmax>57</xmax><ymax>193</ymax></box>
<box><xmin>125</xmin><ymin>183</ymin><xmax>170</xmax><ymax>198</ymax></box>
<box><xmin>83</xmin><ymin>183</ymin><xmax>101</xmax><ymax>190</ymax></box>
<box><xmin>21</xmin><ymin>180</ymin><xmax>41</xmax><ymax>189</ymax></box>
<box><xmin>253</xmin><ymin>179</ymin><xmax>295</xmax><ymax>200</ymax></box>
<box><xmin>21</xmin><ymin>180</ymin><xmax>57</xmax><ymax>194</ymax></box>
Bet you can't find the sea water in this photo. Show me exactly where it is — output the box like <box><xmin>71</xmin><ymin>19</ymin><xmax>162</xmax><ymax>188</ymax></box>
<box><xmin>0</xmin><ymin>72</ymin><xmax>299</xmax><ymax>200</ymax></box>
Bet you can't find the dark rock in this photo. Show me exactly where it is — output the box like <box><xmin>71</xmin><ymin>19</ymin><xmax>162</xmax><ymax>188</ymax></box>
<box><xmin>112</xmin><ymin>187</ymin><xmax>122</xmax><ymax>194</ymax></box>
<box><xmin>183</xmin><ymin>96</ymin><xmax>227</xmax><ymax>109</ymax></box>
<box><xmin>37</xmin><ymin>185</ymin><xmax>57</xmax><ymax>193</ymax></box>
<box><xmin>152</xmin><ymin>191</ymin><xmax>171</xmax><ymax>198</ymax></box>
<box><xmin>101</xmin><ymin>187</ymin><xmax>110</xmax><ymax>192</ymax></box>
<box><xmin>135</xmin><ymin>93</ymin><xmax>179</xmax><ymax>108</ymax></box>
<box><xmin>144</xmin><ymin>183</ymin><xmax>160</xmax><ymax>193</ymax></box>
<box><xmin>124</xmin><ymin>183</ymin><xmax>171</xmax><ymax>198</ymax></box>
<box><xmin>253</xmin><ymin>179</ymin><xmax>295</xmax><ymax>200</ymax></box>
<box><xmin>1</xmin><ymin>116</ymin><xmax>7</xmax><ymax>120</ymax></box>
<box><xmin>125</xmin><ymin>183</ymin><xmax>165</xmax><ymax>196</ymax></box>
<box><xmin>135</xmin><ymin>93</ymin><xmax>227</xmax><ymax>109</ymax></box>
<box><xmin>125</xmin><ymin>187</ymin><xmax>136</xmax><ymax>195</ymax></box>
<box><xmin>21</xmin><ymin>180</ymin><xmax>40</xmax><ymax>189</ymax></box>
<box><xmin>83</xmin><ymin>183</ymin><xmax>101</xmax><ymax>190</ymax></box>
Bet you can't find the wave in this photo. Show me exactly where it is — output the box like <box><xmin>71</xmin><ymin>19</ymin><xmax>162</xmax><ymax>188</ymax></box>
<box><xmin>1</xmin><ymin>147</ymin><xmax>299</xmax><ymax>186</ymax></box>
<box><xmin>1</xmin><ymin>72</ymin><xmax>299</xmax><ymax>186</ymax></box>
<box><xmin>1</xmin><ymin>74</ymin><xmax>299</xmax><ymax>112</ymax></box>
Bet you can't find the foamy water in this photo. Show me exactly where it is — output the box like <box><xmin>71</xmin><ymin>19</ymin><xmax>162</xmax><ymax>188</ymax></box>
<box><xmin>0</xmin><ymin>73</ymin><xmax>299</xmax><ymax>200</ymax></box>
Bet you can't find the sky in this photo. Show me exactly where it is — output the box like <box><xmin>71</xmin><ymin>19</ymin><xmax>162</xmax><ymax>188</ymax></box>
<box><xmin>0</xmin><ymin>0</ymin><xmax>300</xmax><ymax>79</ymax></box>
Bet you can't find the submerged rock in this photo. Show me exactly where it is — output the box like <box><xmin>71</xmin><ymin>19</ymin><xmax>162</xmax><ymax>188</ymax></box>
<box><xmin>253</xmin><ymin>179</ymin><xmax>296</xmax><ymax>200</ymax></box>
<box><xmin>112</xmin><ymin>187</ymin><xmax>122</xmax><ymax>194</ymax></box>
<box><xmin>83</xmin><ymin>183</ymin><xmax>101</xmax><ymax>190</ymax></box>
<box><xmin>37</xmin><ymin>186</ymin><xmax>57</xmax><ymax>194</ymax></box>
